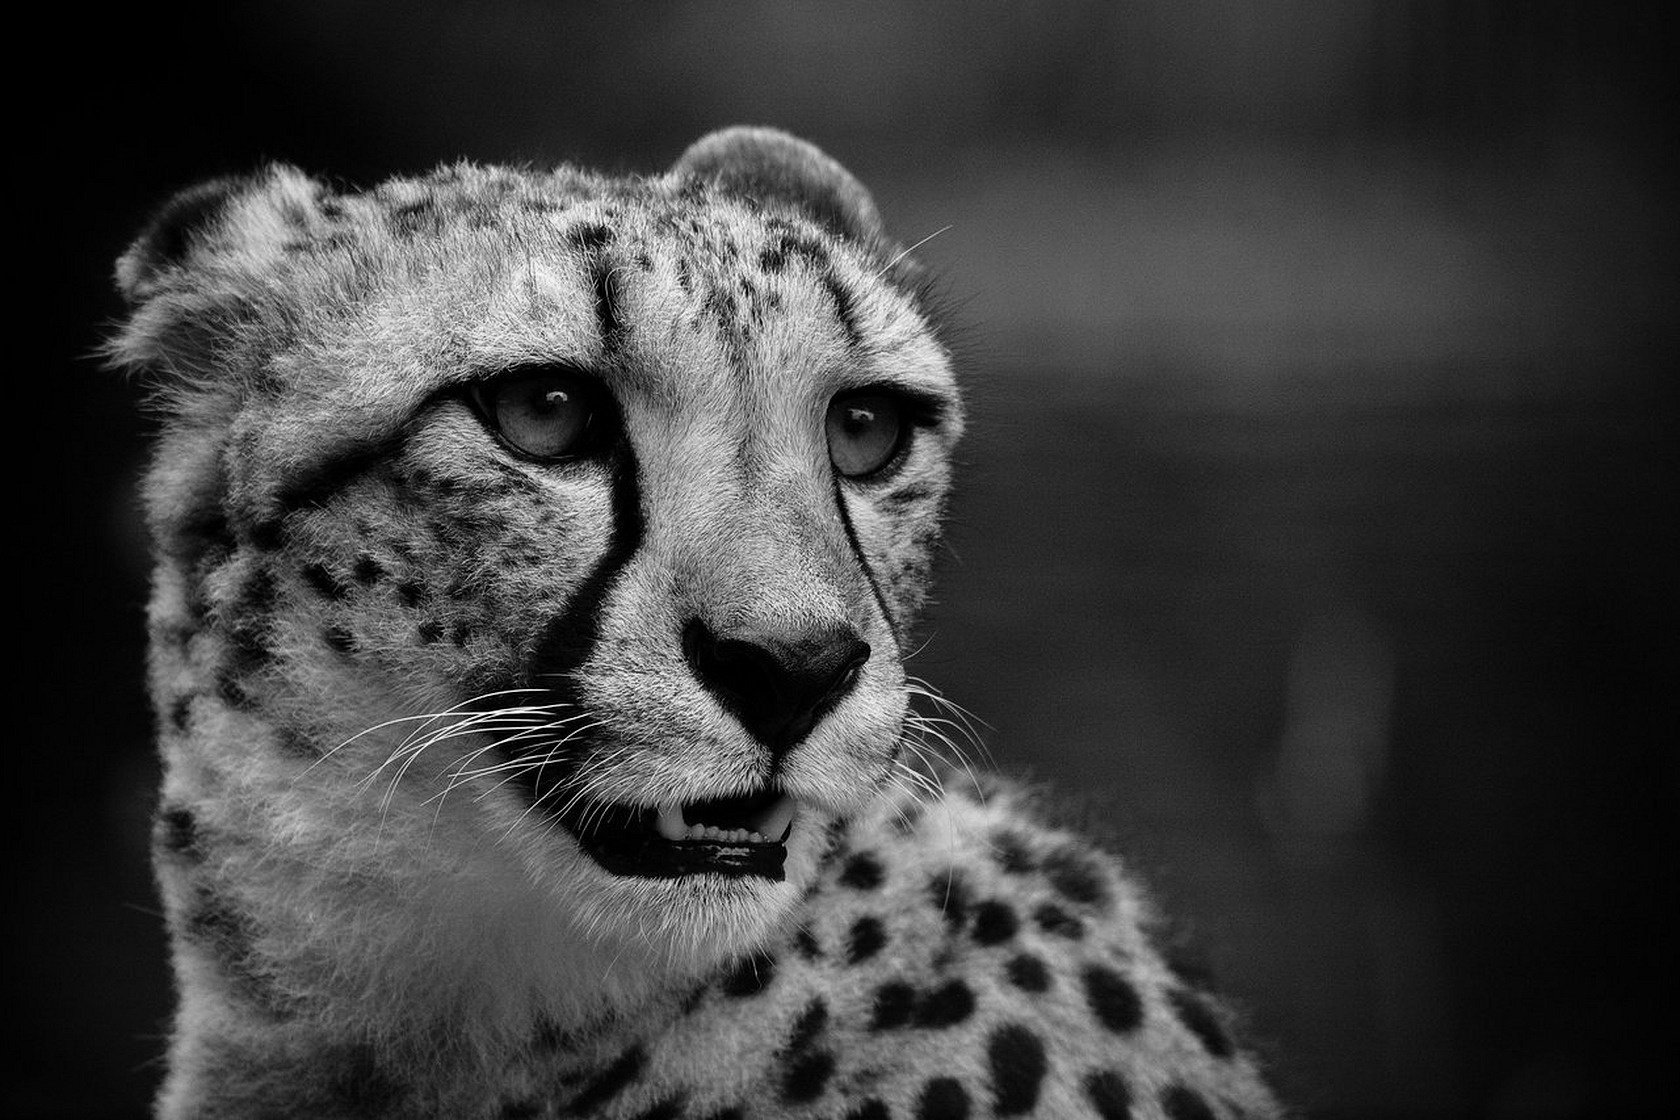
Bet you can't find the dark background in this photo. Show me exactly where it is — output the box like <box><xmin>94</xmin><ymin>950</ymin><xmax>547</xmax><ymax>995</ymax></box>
<box><xmin>15</xmin><ymin>2</ymin><xmax>1675</xmax><ymax>1117</ymax></box>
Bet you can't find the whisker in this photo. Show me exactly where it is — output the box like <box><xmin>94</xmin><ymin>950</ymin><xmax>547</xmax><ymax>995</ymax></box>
<box><xmin>877</xmin><ymin>225</ymin><xmax>952</xmax><ymax>277</ymax></box>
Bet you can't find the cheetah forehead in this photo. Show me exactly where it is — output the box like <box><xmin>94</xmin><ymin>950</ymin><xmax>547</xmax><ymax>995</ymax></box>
<box><xmin>111</xmin><ymin>159</ymin><xmax>950</xmax><ymax>394</ymax></box>
<box><xmin>110</xmin><ymin>156</ymin><xmax>959</xmax><ymax>517</ymax></box>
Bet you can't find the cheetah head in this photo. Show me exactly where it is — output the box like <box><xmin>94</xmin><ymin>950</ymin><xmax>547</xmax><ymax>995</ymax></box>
<box><xmin>112</xmin><ymin>128</ymin><xmax>962</xmax><ymax>989</ymax></box>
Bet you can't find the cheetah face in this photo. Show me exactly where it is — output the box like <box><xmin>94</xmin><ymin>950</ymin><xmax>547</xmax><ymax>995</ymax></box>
<box><xmin>458</xmin><ymin>347</ymin><xmax>953</xmax><ymax>896</ymax></box>
<box><xmin>118</xmin><ymin>130</ymin><xmax>962</xmax><ymax>967</ymax></box>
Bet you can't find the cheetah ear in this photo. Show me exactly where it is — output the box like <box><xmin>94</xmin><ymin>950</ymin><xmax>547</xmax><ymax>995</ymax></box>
<box><xmin>115</xmin><ymin>176</ymin><xmax>252</xmax><ymax>306</ymax></box>
<box><xmin>672</xmin><ymin>127</ymin><xmax>884</xmax><ymax>246</ymax></box>
<box><xmin>110</xmin><ymin>166</ymin><xmax>328</xmax><ymax>381</ymax></box>
<box><xmin>115</xmin><ymin>166</ymin><xmax>328</xmax><ymax>306</ymax></box>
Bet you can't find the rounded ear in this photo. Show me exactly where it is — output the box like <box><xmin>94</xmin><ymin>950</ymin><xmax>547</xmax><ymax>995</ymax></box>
<box><xmin>108</xmin><ymin>165</ymin><xmax>328</xmax><ymax>383</ymax></box>
<box><xmin>115</xmin><ymin>176</ymin><xmax>251</xmax><ymax>305</ymax></box>
<box><xmin>671</xmin><ymin>127</ymin><xmax>884</xmax><ymax>245</ymax></box>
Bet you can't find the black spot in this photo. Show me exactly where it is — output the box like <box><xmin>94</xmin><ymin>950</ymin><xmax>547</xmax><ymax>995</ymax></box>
<box><xmin>1161</xmin><ymin>1085</ymin><xmax>1218</xmax><ymax>1120</ymax></box>
<box><xmin>987</xmin><ymin>1023</ymin><xmax>1048</xmax><ymax>1115</ymax></box>
<box><xmin>991</xmin><ymin>829</ymin><xmax>1036</xmax><ymax>873</ymax></box>
<box><xmin>236</xmin><ymin>565</ymin><xmax>278</xmax><ymax>616</ymax></box>
<box><xmin>223</xmin><ymin>572</ymin><xmax>276</xmax><ymax>675</ymax></box>
<box><xmin>759</xmin><ymin>233</ymin><xmax>829</xmax><ymax>274</ymax></box>
<box><xmin>215</xmin><ymin>675</ymin><xmax>250</xmax><ymax>709</ymax></box>
<box><xmin>870</xmin><ymin>981</ymin><xmax>915</xmax><ymax>1030</ymax></box>
<box><xmin>1043</xmin><ymin>845</ymin><xmax>1110</xmax><ymax>909</ymax></box>
<box><xmin>277</xmin><ymin>728</ymin><xmax>320</xmax><ymax>758</ymax></box>
<box><xmin>1083</xmin><ymin>964</ymin><xmax>1143</xmax><ymax>1033</ymax></box>
<box><xmin>181</xmin><ymin>884</ymin><xmax>291</xmax><ymax>1013</ymax></box>
<box><xmin>844</xmin><ymin>1102</ymin><xmax>890</xmax><ymax>1120</ymax></box>
<box><xmin>1085</xmin><ymin>1070</ymin><xmax>1133</xmax><ymax>1120</ymax></box>
<box><xmin>1033</xmin><ymin>903</ymin><xmax>1085</xmax><ymax>940</ymax></box>
<box><xmin>916</xmin><ymin>1077</ymin><xmax>970</xmax><ymax>1120</ymax></box>
<box><xmin>274</xmin><ymin>432</ymin><xmax>407</xmax><ymax>518</ymax></box>
<box><xmin>794</xmin><ymin>926</ymin><xmax>823</xmax><ymax>961</ymax></box>
<box><xmin>913</xmin><ymin>979</ymin><xmax>976</xmax><ymax>1028</ymax></box>
<box><xmin>323</xmin><ymin>626</ymin><xmax>356</xmax><ymax>655</ymax></box>
<box><xmin>822</xmin><ymin>816</ymin><xmax>851</xmax><ymax>861</ymax></box>
<box><xmin>892</xmin><ymin>800</ymin><xmax>923</xmax><ymax>835</ymax></box>
<box><xmin>499</xmin><ymin>1100</ymin><xmax>541</xmax><ymax>1119</ymax></box>
<box><xmin>822</xmin><ymin>271</ymin><xmax>864</xmax><ymax>347</ymax></box>
<box><xmin>840</xmin><ymin>852</ymin><xmax>884</xmax><ymax>890</ymax></box>
<box><xmin>157</xmin><ymin>616</ymin><xmax>197</xmax><ymax>653</ymax></box>
<box><xmin>157</xmin><ymin>806</ymin><xmax>198</xmax><ymax>857</ymax></box>
<box><xmin>418</xmin><ymin>619</ymin><xmax>444</xmax><ymax>643</ymax></box>
<box><xmin>1005</xmin><ymin>953</ymin><xmax>1051</xmax><ymax>993</ymax></box>
<box><xmin>634</xmin><ymin>250</ymin><xmax>654</xmax><ymax>272</ymax></box>
<box><xmin>169</xmin><ymin>694</ymin><xmax>194</xmax><ymax>732</ymax></box>
<box><xmin>786</xmin><ymin>998</ymin><xmax>829</xmax><ymax>1052</ymax></box>
<box><xmin>971</xmin><ymin>900</ymin><xmax>1019</xmax><ymax>946</ymax></box>
<box><xmin>387</xmin><ymin>196</ymin><xmax>441</xmax><ymax>236</ymax></box>
<box><xmin>722</xmin><ymin>951</ymin><xmax>776</xmax><ymax>997</ymax></box>
<box><xmin>302</xmin><ymin>563</ymin><xmax>347</xmax><ymax>601</ymax></box>
<box><xmin>781</xmin><ymin>1048</ymin><xmax>837</xmax><ymax>1104</ymax></box>
<box><xmin>173</xmin><ymin>499</ymin><xmax>235</xmax><ymax>561</ymax></box>
<box><xmin>1169</xmin><ymin>989</ymin><xmax>1235</xmax><ymax>1059</ymax></box>
<box><xmin>352</xmin><ymin>554</ymin><xmax>385</xmax><ymax>585</ymax></box>
<box><xmin>631</xmin><ymin>1095</ymin><xmax>687</xmax><ymax>1120</ymax></box>
<box><xmin>397</xmin><ymin>581</ymin><xmax>426</xmax><ymax>608</ymax></box>
<box><xmin>928</xmin><ymin>871</ymin><xmax>969</xmax><ymax>929</ymax></box>
<box><xmin>848</xmin><ymin>916</ymin><xmax>887</xmax><ymax>963</ymax></box>
<box><xmin>565</xmin><ymin>222</ymin><xmax>615</xmax><ymax>254</ymax></box>
<box><xmin>881</xmin><ymin>481</ymin><xmax>934</xmax><ymax>509</ymax></box>
<box><xmin>183</xmin><ymin>885</ymin><xmax>250</xmax><ymax>949</ymax></box>
<box><xmin>570</xmin><ymin>1045</ymin><xmax>644</xmax><ymax>1114</ymax></box>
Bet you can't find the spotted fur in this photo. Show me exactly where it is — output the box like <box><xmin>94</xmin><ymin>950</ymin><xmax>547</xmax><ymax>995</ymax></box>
<box><xmin>111</xmin><ymin>128</ymin><xmax>1281</xmax><ymax>1118</ymax></box>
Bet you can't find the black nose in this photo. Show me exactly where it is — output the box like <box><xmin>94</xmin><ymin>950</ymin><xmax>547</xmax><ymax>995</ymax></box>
<box><xmin>683</xmin><ymin>618</ymin><xmax>870</xmax><ymax>753</ymax></box>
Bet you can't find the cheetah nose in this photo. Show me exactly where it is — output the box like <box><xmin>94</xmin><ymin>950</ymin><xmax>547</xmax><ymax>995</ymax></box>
<box><xmin>682</xmin><ymin>618</ymin><xmax>870</xmax><ymax>754</ymax></box>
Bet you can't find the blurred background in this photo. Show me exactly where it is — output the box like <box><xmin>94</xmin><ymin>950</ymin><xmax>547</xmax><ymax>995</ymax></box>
<box><xmin>16</xmin><ymin>2</ymin><xmax>1675</xmax><ymax>1117</ymax></box>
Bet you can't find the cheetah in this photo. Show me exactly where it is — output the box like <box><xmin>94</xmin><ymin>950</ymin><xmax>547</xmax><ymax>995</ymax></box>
<box><xmin>110</xmin><ymin>126</ymin><xmax>1283</xmax><ymax>1119</ymax></box>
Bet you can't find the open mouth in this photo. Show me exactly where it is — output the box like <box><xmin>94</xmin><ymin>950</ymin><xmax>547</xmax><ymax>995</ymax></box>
<box><xmin>558</xmin><ymin>787</ymin><xmax>797</xmax><ymax>880</ymax></box>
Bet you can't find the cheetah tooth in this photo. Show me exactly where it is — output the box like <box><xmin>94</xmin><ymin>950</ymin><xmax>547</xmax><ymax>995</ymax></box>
<box><xmin>757</xmin><ymin>796</ymin><xmax>796</xmax><ymax>843</ymax></box>
<box><xmin>655</xmin><ymin>802</ymin><xmax>687</xmax><ymax>842</ymax></box>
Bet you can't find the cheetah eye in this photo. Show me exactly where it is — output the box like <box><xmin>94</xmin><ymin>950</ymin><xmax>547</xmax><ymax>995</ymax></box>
<box><xmin>469</xmin><ymin>367</ymin><xmax>606</xmax><ymax>462</ymax></box>
<box><xmin>826</xmin><ymin>391</ymin><xmax>907</xmax><ymax>479</ymax></box>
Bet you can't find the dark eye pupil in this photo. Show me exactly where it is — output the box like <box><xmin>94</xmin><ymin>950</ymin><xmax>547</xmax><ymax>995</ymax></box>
<box><xmin>474</xmin><ymin>369</ymin><xmax>598</xmax><ymax>461</ymax></box>
<box><xmin>827</xmin><ymin>392</ymin><xmax>905</xmax><ymax>478</ymax></box>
